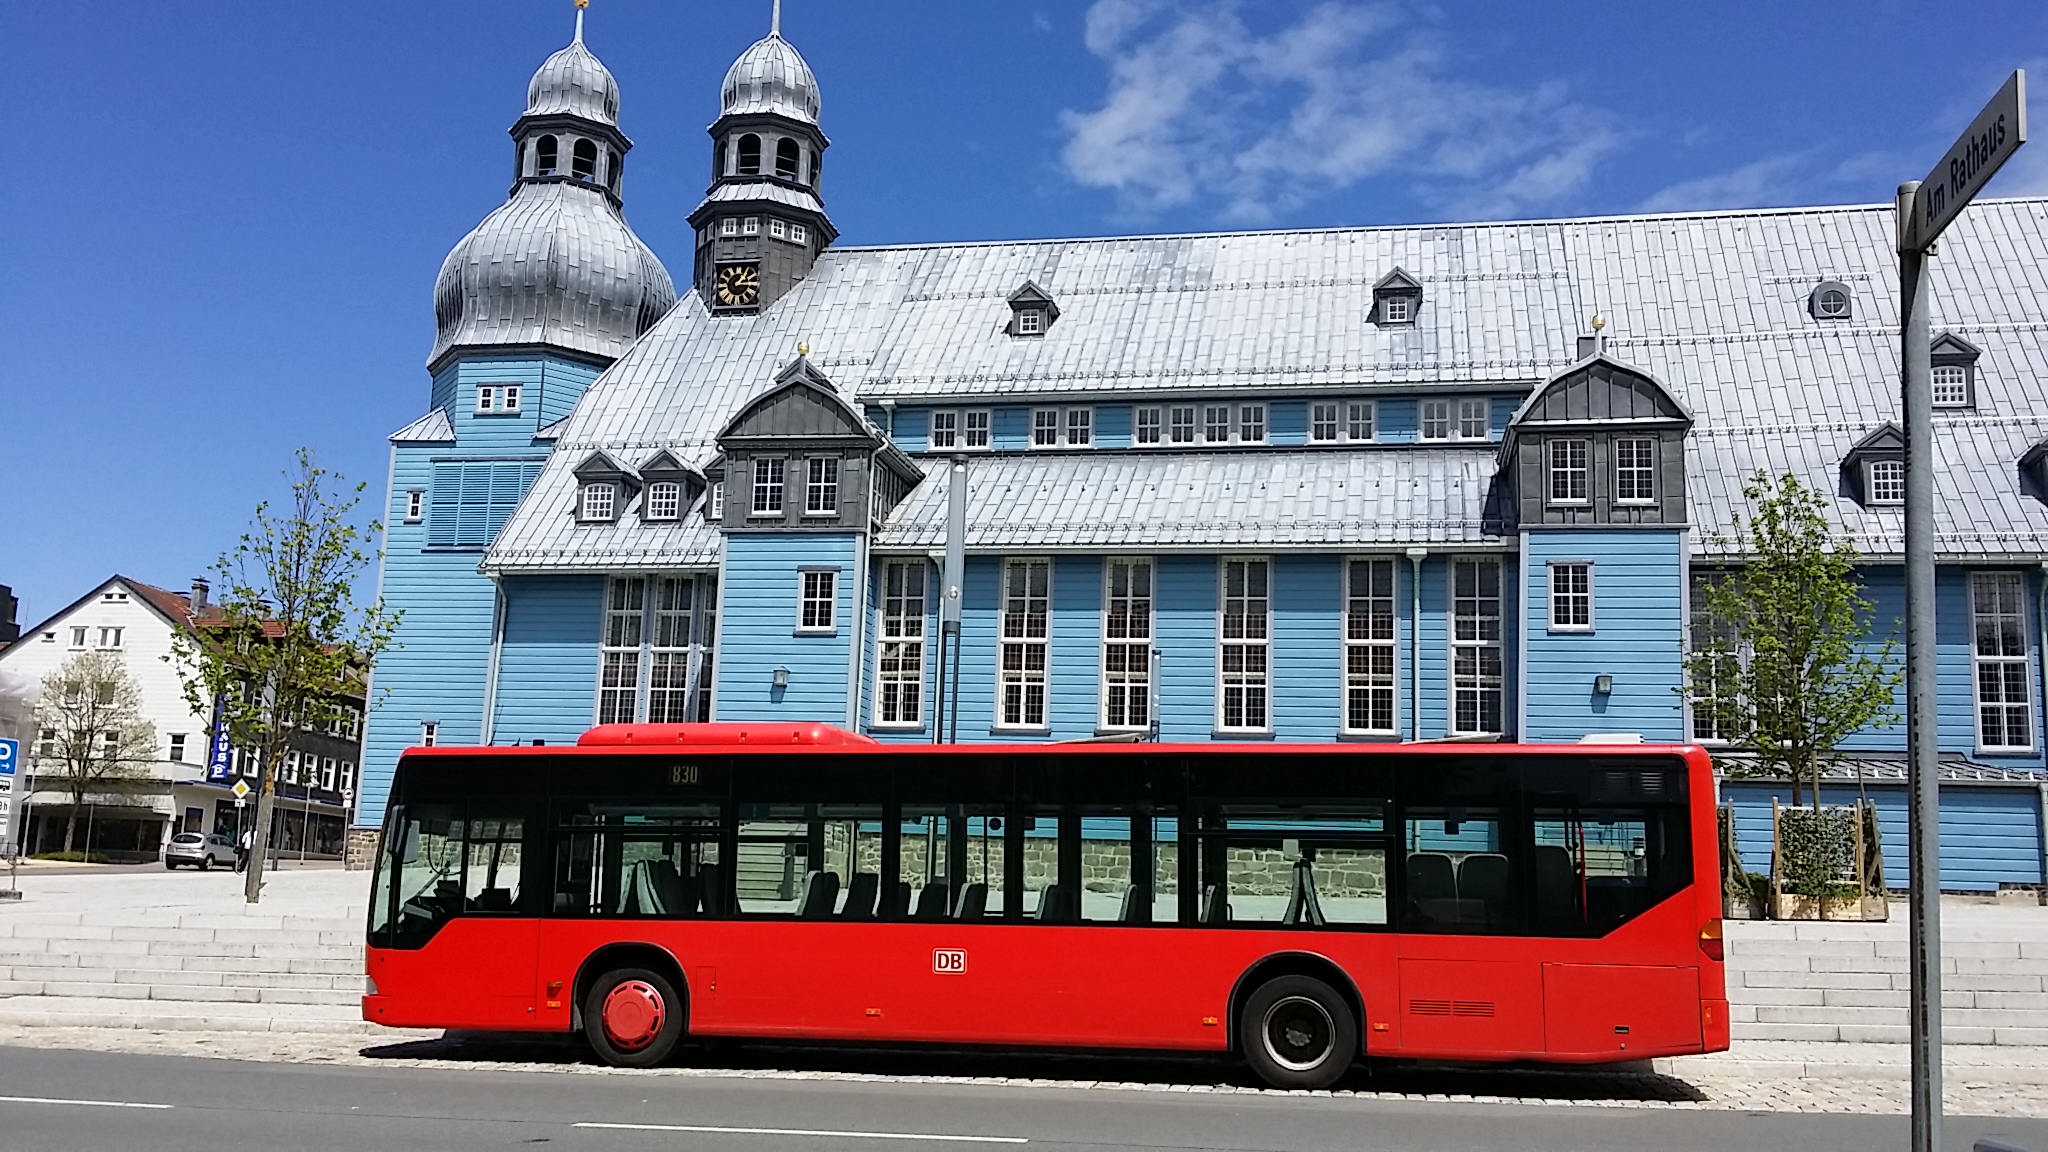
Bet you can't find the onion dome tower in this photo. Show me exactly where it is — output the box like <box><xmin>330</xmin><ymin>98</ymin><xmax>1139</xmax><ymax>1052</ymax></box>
<box><xmin>430</xmin><ymin>4</ymin><xmax>676</xmax><ymax>371</ymax></box>
<box><xmin>687</xmin><ymin>0</ymin><xmax>836</xmax><ymax>314</ymax></box>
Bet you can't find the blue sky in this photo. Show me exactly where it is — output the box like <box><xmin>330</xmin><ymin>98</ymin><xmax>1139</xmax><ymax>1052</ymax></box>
<box><xmin>4</xmin><ymin>0</ymin><xmax>2047</xmax><ymax>628</ymax></box>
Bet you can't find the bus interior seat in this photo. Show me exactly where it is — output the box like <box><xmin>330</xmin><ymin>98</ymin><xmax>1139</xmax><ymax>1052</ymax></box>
<box><xmin>797</xmin><ymin>870</ymin><xmax>840</xmax><ymax>919</ymax></box>
<box><xmin>1035</xmin><ymin>883</ymin><xmax>1074</xmax><ymax>922</ymax></box>
<box><xmin>953</xmin><ymin>882</ymin><xmax>988</xmax><ymax>919</ymax></box>
<box><xmin>647</xmin><ymin>859</ymin><xmax>691</xmax><ymax>915</ymax></box>
<box><xmin>841</xmin><ymin>872</ymin><xmax>879</xmax><ymax>918</ymax></box>
<box><xmin>914</xmin><ymin>881</ymin><xmax>952</xmax><ymax>920</ymax></box>
<box><xmin>1200</xmin><ymin>883</ymin><xmax>1230</xmax><ymax>925</ymax></box>
<box><xmin>696</xmin><ymin>862</ymin><xmax>728</xmax><ymax>917</ymax></box>
<box><xmin>887</xmin><ymin>881</ymin><xmax>913</xmax><ymax>918</ymax></box>
<box><xmin>1282</xmin><ymin>861</ymin><xmax>1325</xmax><ymax>927</ymax></box>
<box><xmin>1406</xmin><ymin>853</ymin><xmax>1457</xmax><ymax>901</ymax></box>
<box><xmin>1532</xmin><ymin>845</ymin><xmax>1578</xmax><ymax>925</ymax></box>
<box><xmin>471</xmin><ymin>887</ymin><xmax>514</xmax><ymax>913</ymax></box>
<box><xmin>1457</xmin><ymin>853</ymin><xmax>1510</xmax><ymax>922</ymax></box>
<box><xmin>1117</xmin><ymin>883</ymin><xmax>1151</xmax><ymax>924</ymax></box>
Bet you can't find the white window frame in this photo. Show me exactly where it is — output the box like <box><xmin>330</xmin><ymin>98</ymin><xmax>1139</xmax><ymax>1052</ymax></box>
<box><xmin>476</xmin><ymin>385</ymin><xmax>496</xmax><ymax>413</ymax></box>
<box><xmin>797</xmin><ymin>568</ymin><xmax>839</xmax><ymax>635</ymax></box>
<box><xmin>1867</xmin><ymin>459</ymin><xmax>1905</xmax><ymax>506</ymax></box>
<box><xmin>804</xmin><ymin>456</ymin><xmax>840</xmax><ymax>516</ymax></box>
<box><xmin>751</xmin><ymin>457</ymin><xmax>786</xmax><ymax>516</ymax></box>
<box><xmin>1236</xmin><ymin>403</ymin><xmax>1267</xmax><ymax>445</ymax></box>
<box><xmin>1420</xmin><ymin>399</ymin><xmax>1451</xmax><ymax>440</ymax></box>
<box><xmin>1065</xmin><ymin>408</ymin><xmax>1093</xmax><ymax>447</ymax></box>
<box><xmin>500</xmin><ymin>385</ymin><xmax>521</xmax><ymax>413</ymax></box>
<box><xmin>996</xmin><ymin>558</ymin><xmax>1051</xmax><ymax>730</ymax></box>
<box><xmin>874</xmin><ymin>559</ymin><xmax>929</xmax><ymax>729</ymax></box>
<box><xmin>1970</xmin><ymin>571</ymin><xmax>2035</xmax><ymax>752</ymax></box>
<box><xmin>1134</xmin><ymin>406</ymin><xmax>1162</xmax><ymax>446</ymax></box>
<box><xmin>721</xmin><ymin>217</ymin><xmax>740</xmax><ymax>237</ymax></box>
<box><xmin>1381</xmin><ymin>295</ymin><xmax>1413</xmax><ymax>324</ymax></box>
<box><xmin>962</xmin><ymin>409</ymin><xmax>991</xmax><ymax>449</ymax></box>
<box><xmin>168</xmin><ymin>733</ymin><xmax>187</xmax><ymax>763</ymax></box>
<box><xmin>1450</xmin><ymin>558</ymin><xmax>1504</xmax><ymax>736</ymax></box>
<box><xmin>708</xmin><ymin>482</ymin><xmax>725</xmax><ymax>521</ymax></box>
<box><xmin>1203</xmin><ymin>404</ymin><xmax>1232</xmax><ymax>444</ymax></box>
<box><xmin>1347</xmin><ymin>400</ymin><xmax>1376</xmax><ymax>442</ymax></box>
<box><xmin>99</xmin><ymin>626</ymin><xmax>123</xmax><ymax>648</ymax></box>
<box><xmin>1217</xmin><ymin>557</ymin><xmax>1272</xmax><ymax>733</ymax></box>
<box><xmin>790</xmin><ymin>222</ymin><xmax>808</xmax><ymax>245</ymax></box>
<box><xmin>1548</xmin><ymin>561</ymin><xmax>1594</xmax><ymax>632</ymax></box>
<box><xmin>579</xmin><ymin>481</ymin><xmax>617</xmax><ymax>522</ymax></box>
<box><xmin>742</xmin><ymin>216</ymin><xmax>760</xmax><ymax>236</ymax></box>
<box><xmin>1342</xmin><ymin>558</ymin><xmax>1397</xmax><ymax>735</ymax></box>
<box><xmin>598</xmin><ymin>576</ymin><xmax>646</xmax><ymax>724</ymax></box>
<box><xmin>596</xmin><ymin>574</ymin><xmax>717</xmax><ymax>726</ymax></box>
<box><xmin>646</xmin><ymin>576</ymin><xmax>706</xmax><ymax>723</ymax></box>
<box><xmin>1547</xmin><ymin>438</ymin><xmax>1590</xmax><ymax>505</ymax></box>
<box><xmin>1457</xmin><ymin>398</ymin><xmax>1489</xmax><ymax>440</ymax></box>
<box><xmin>1032</xmin><ymin>408</ymin><xmax>1061</xmax><ymax>448</ymax></box>
<box><xmin>1310</xmin><ymin>402</ymin><xmax>1340</xmax><ymax>444</ymax></box>
<box><xmin>645</xmin><ymin>480</ymin><xmax>681</xmax><ymax>521</ymax></box>
<box><xmin>69</xmin><ymin>626</ymin><xmax>86</xmax><ymax>648</ymax></box>
<box><xmin>1932</xmin><ymin>364</ymin><xmax>1970</xmax><ymax>407</ymax></box>
<box><xmin>419</xmin><ymin>721</ymin><xmax>438</xmax><ymax>747</ymax></box>
<box><xmin>1615</xmin><ymin>438</ymin><xmax>1658</xmax><ymax>505</ymax></box>
<box><xmin>1169</xmin><ymin>405</ymin><xmax>1197</xmax><ymax>444</ymax></box>
<box><xmin>929</xmin><ymin>410</ymin><xmax>958</xmax><ymax>450</ymax></box>
<box><xmin>1030</xmin><ymin>408</ymin><xmax>1093</xmax><ymax>449</ymax></box>
<box><xmin>1015</xmin><ymin>308</ymin><xmax>1045</xmax><ymax>336</ymax></box>
<box><xmin>404</xmin><ymin>489</ymin><xmax>424</xmax><ymax>523</ymax></box>
<box><xmin>769</xmin><ymin>217</ymin><xmax>787</xmax><ymax>240</ymax></box>
<box><xmin>1100</xmin><ymin>558</ymin><xmax>1154</xmax><ymax>732</ymax></box>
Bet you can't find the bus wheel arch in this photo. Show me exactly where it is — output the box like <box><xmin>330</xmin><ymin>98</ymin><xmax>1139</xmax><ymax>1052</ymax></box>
<box><xmin>573</xmin><ymin>943</ymin><xmax>688</xmax><ymax>1037</ymax></box>
<box><xmin>1228</xmin><ymin>952</ymin><xmax>1364</xmax><ymax>1087</ymax></box>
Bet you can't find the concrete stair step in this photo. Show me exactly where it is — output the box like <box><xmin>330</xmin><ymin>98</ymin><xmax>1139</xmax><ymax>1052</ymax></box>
<box><xmin>0</xmin><ymin>994</ymin><xmax>408</xmax><ymax>1036</ymax></box>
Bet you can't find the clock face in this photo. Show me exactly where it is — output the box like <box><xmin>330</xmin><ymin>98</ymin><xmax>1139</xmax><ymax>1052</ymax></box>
<box><xmin>715</xmin><ymin>263</ymin><xmax>761</xmax><ymax>308</ymax></box>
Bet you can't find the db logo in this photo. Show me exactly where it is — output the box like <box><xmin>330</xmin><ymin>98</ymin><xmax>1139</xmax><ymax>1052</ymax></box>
<box><xmin>932</xmin><ymin>948</ymin><xmax>967</xmax><ymax>974</ymax></box>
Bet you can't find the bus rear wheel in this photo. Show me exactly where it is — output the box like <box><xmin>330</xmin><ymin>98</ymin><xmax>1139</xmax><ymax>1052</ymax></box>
<box><xmin>1241</xmin><ymin>975</ymin><xmax>1356</xmax><ymax>1090</ymax></box>
<box><xmin>584</xmin><ymin>967</ymin><xmax>684</xmax><ymax>1068</ymax></box>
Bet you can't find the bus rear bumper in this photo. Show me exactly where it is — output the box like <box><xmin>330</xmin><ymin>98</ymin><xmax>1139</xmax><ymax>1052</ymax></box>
<box><xmin>1702</xmin><ymin>997</ymin><xmax>1731</xmax><ymax>1052</ymax></box>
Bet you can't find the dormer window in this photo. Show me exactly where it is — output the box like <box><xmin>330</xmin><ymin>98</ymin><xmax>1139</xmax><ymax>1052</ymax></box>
<box><xmin>579</xmin><ymin>482</ymin><xmax>617</xmax><ymax>522</ymax></box>
<box><xmin>1930</xmin><ymin>331</ymin><xmax>1981</xmax><ymax>409</ymax></box>
<box><xmin>1372</xmin><ymin>268</ymin><xmax>1423</xmax><ymax>327</ymax></box>
<box><xmin>645</xmin><ymin>481</ymin><xmax>681</xmax><ymax>521</ymax></box>
<box><xmin>1866</xmin><ymin>459</ymin><xmax>1904</xmax><ymax>505</ymax></box>
<box><xmin>1840</xmin><ymin>423</ymin><xmax>1905</xmax><ymax>508</ymax></box>
<box><xmin>1007</xmin><ymin>281</ymin><xmax>1061</xmax><ymax>337</ymax></box>
<box><xmin>476</xmin><ymin>384</ymin><xmax>521</xmax><ymax>414</ymax></box>
<box><xmin>1808</xmin><ymin>280</ymin><xmax>1853</xmax><ymax>321</ymax></box>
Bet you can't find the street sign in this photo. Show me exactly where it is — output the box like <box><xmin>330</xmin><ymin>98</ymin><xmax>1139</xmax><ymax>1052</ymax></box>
<box><xmin>1905</xmin><ymin>70</ymin><xmax>2027</xmax><ymax>250</ymax></box>
<box><xmin>0</xmin><ymin>737</ymin><xmax>17</xmax><ymax>776</ymax></box>
<box><xmin>231</xmin><ymin>780</ymin><xmax>251</xmax><ymax>801</ymax></box>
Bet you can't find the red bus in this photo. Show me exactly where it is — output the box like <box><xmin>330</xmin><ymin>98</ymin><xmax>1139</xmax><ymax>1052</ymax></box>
<box><xmin>364</xmin><ymin>724</ymin><xmax>1728</xmax><ymax>1089</ymax></box>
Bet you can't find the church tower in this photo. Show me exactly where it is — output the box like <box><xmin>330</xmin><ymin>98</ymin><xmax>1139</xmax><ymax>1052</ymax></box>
<box><xmin>688</xmin><ymin>2</ymin><xmax>836</xmax><ymax>313</ymax></box>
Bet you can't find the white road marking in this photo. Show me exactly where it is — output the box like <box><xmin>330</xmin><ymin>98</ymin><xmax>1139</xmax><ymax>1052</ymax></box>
<box><xmin>575</xmin><ymin>1121</ymin><xmax>1026</xmax><ymax>1143</ymax></box>
<box><xmin>0</xmin><ymin>1095</ymin><xmax>174</xmax><ymax>1110</ymax></box>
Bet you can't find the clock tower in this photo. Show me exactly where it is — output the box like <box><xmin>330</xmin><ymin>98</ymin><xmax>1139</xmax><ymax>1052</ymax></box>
<box><xmin>688</xmin><ymin>3</ymin><xmax>836</xmax><ymax>313</ymax></box>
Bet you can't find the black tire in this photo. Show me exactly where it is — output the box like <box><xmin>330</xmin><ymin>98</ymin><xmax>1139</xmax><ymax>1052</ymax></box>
<box><xmin>197</xmin><ymin>856</ymin><xmax>212</xmax><ymax>872</ymax></box>
<box><xmin>583</xmin><ymin>967</ymin><xmax>684</xmax><ymax>1068</ymax></box>
<box><xmin>1240</xmin><ymin>974</ymin><xmax>1357</xmax><ymax>1090</ymax></box>
<box><xmin>164</xmin><ymin>861</ymin><xmax>178</xmax><ymax>870</ymax></box>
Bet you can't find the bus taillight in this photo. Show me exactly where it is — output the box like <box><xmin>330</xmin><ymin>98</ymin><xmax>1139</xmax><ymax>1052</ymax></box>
<box><xmin>1698</xmin><ymin>918</ymin><xmax>1724</xmax><ymax>961</ymax></box>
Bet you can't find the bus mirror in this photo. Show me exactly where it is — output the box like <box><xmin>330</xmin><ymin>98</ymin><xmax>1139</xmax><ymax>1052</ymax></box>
<box><xmin>400</xmin><ymin>822</ymin><xmax>421</xmax><ymax>865</ymax></box>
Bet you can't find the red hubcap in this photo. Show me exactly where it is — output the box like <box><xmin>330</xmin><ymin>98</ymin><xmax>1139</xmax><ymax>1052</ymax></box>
<box><xmin>602</xmin><ymin>981</ymin><xmax>665</xmax><ymax>1051</ymax></box>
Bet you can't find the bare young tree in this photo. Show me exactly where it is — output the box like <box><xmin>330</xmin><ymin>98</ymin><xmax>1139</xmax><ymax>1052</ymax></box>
<box><xmin>171</xmin><ymin>449</ymin><xmax>397</xmax><ymax>903</ymax></box>
<box><xmin>33</xmin><ymin>651</ymin><xmax>157</xmax><ymax>855</ymax></box>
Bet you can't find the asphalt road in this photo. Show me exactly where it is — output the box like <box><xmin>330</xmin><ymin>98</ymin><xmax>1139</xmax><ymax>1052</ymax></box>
<box><xmin>0</xmin><ymin>1046</ymin><xmax>2043</xmax><ymax>1152</ymax></box>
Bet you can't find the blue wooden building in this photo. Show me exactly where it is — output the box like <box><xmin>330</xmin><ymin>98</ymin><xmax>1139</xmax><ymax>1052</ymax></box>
<box><xmin>359</xmin><ymin>13</ymin><xmax>2048</xmax><ymax>890</ymax></box>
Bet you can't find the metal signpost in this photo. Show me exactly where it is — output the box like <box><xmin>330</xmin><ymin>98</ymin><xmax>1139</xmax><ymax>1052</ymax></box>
<box><xmin>1896</xmin><ymin>69</ymin><xmax>2025</xmax><ymax>1152</ymax></box>
<box><xmin>0</xmin><ymin>737</ymin><xmax>19</xmax><ymax>900</ymax></box>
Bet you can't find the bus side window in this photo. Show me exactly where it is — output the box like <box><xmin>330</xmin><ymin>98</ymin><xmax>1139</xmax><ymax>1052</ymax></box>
<box><xmin>1201</xmin><ymin>804</ymin><xmax>1388</xmax><ymax>928</ymax></box>
<box><xmin>551</xmin><ymin>804</ymin><xmax>723</xmax><ymax>919</ymax></box>
<box><xmin>1401</xmin><ymin>809</ymin><xmax>1506</xmax><ymax>932</ymax></box>
<box><xmin>1530</xmin><ymin>806</ymin><xmax>1682</xmax><ymax>936</ymax></box>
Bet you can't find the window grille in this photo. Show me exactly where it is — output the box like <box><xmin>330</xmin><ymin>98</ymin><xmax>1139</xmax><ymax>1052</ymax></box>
<box><xmin>1102</xmin><ymin>558</ymin><xmax>1153</xmax><ymax>730</ymax></box>
<box><xmin>1548</xmin><ymin>439</ymin><xmax>1590</xmax><ymax>504</ymax></box>
<box><xmin>1310</xmin><ymin>403</ymin><xmax>1339</xmax><ymax>443</ymax></box>
<box><xmin>1169</xmin><ymin>406</ymin><xmax>1197</xmax><ymax>444</ymax></box>
<box><xmin>1219</xmin><ymin>559</ymin><xmax>1271</xmax><ymax>731</ymax></box>
<box><xmin>1550</xmin><ymin>562</ymin><xmax>1592</xmax><ymax>630</ymax></box>
<box><xmin>805</xmin><ymin>456</ymin><xmax>839</xmax><ymax>515</ymax></box>
<box><xmin>1135</xmin><ymin>406</ymin><xmax>1162</xmax><ymax>445</ymax></box>
<box><xmin>799</xmin><ymin>570</ymin><xmax>838</xmax><ymax>633</ymax></box>
<box><xmin>1420</xmin><ymin>400</ymin><xmax>1450</xmax><ymax>440</ymax></box>
<box><xmin>751</xmin><ymin>458</ymin><xmax>785</xmax><ymax>514</ymax></box>
<box><xmin>1867</xmin><ymin>460</ymin><xmax>1904</xmax><ymax>505</ymax></box>
<box><xmin>875</xmin><ymin>561</ymin><xmax>927</xmax><ymax>727</ymax></box>
<box><xmin>580</xmin><ymin>483</ymin><xmax>616</xmax><ymax>522</ymax></box>
<box><xmin>599</xmin><ymin>577</ymin><xmax>646</xmax><ymax>725</ymax></box>
<box><xmin>929</xmin><ymin>410</ymin><xmax>958</xmax><ymax>449</ymax></box>
<box><xmin>1971</xmin><ymin>572</ymin><xmax>2034</xmax><ymax>750</ymax></box>
<box><xmin>645</xmin><ymin>481</ymin><xmax>680</xmax><ymax>521</ymax></box>
<box><xmin>962</xmin><ymin>410</ymin><xmax>991</xmax><ymax>449</ymax></box>
<box><xmin>1452</xmin><ymin>559</ymin><xmax>1503</xmax><ymax>734</ymax></box>
<box><xmin>1932</xmin><ymin>364</ymin><xmax>1969</xmax><ymax>407</ymax></box>
<box><xmin>1344</xmin><ymin>559</ymin><xmax>1396</xmax><ymax>733</ymax></box>
<box><xmin>1032</xmin><ymin>409</ymin><xmax>1060</xmax><ymax>448</ymax></box>
<box><xmin>1615</xmin><ymin>439</ymin><xmax>1657</xmax><ymax>504</ymax></box>
<box><xmin>998</xmin><ymin>560</ymin><xmax>1051</xmax><ymax>728</ymax></box>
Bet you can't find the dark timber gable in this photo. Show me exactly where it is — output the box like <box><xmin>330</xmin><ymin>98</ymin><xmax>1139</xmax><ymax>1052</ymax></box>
<box><xmin>1500</xmin><ymin>354</ymin><xmax>1692</xmax><ymax>529</ymax></box>
<box><xmin>715</xmin><ymin>357</ymin><xmax>922</xmax><ymax>533</ymax></box>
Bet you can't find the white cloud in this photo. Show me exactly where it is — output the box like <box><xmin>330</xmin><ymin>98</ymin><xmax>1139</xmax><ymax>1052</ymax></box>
<box><xmin>1637</xmin><ymin>156</ymin><xmax>1811</xmax><ymax>214</ymax></box>
<box><xmin>1058</xmin><ymin>0</ymin><xmax>1620</xmax><ymax>222</ymax></box>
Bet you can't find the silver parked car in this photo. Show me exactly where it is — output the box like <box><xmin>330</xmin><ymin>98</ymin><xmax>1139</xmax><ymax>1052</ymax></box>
<box><xmin>164</xmin><ymin>832</ymin><xmax>234</xmax><ymax>870</ymax></box>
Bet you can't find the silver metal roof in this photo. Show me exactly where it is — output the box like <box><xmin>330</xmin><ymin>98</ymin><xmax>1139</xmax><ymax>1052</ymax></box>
<box><xmin>873</xmin><ymin>450</ymin><xmax>1501</xmax><ymax>552</ymax></box>
<box><xmin>526</xmin><ymin>26</ymin><xmax>619</xmax><ymax>126</ymax></box>
<box><xmin>720</xmin><ymin>33</ymin><xmax>819</xmax><ymax>124</ymax></box>
<box><xmin>483</xmin><ymin>199</ymin><xmax>2048</xmax><ymax>571</ymax></box>
<box><xmin>697</xmin><ymin>181</ymin><xmax>826</xmax><ymax>216</ymax></box>
<box><xmin>389</xmin><ymin>409</ymin><xmax>455</xmax><ymax>443</ymax></box>
<box><xmin>430</xmin><ymin>180</ymin><xmax>676</xmax><ymax>370</ymax></box>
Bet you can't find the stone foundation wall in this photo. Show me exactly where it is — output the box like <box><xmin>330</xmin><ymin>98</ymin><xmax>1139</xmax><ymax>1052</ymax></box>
<box><xmin>343</xmin><ymin>828</ymin><xmax>380</xmax><ymax>871</ymax></box>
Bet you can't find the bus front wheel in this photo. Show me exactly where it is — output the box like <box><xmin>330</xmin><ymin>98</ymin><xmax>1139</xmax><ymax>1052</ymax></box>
<box><xmin>1240</xmin><ymin>975</ymin><xmax>1356</xmax><ymax>1090</ymax></box>
<box><xmin>583</xmin><ymin>967</ymin><xmax>684</xmax><ymax>1068</ymax></box>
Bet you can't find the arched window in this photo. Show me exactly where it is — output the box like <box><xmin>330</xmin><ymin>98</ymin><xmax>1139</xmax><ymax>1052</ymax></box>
<box><xmin>606</xmin><ymin>152</ymin><xmax>620</xmax><ymax>192</ymax></box>
<box><xmin>776</xmin><ymin>138</ymin><xmax>800</xmax><ymax>180</ymax></box>
<box><xmin>535</xmin><ymin>135</ymin><xmax>558</xmax><ymax>176</ymax></box>
<box><xmin>714</xmin><ymin>139</ymin><xmax>728</xmax><ymax>178</ymax></box>
<box><xmin>573</xmin><ymin>139</ymin><xmax>598</xmax><ymax>181</ymax></box>
<box><xmin>515</xmin><ymin>139</ymin><xmax>526</xmax><ymax>181</ymax></box>
<box><xmin>737</xmin><ymin>134</ymin><xmax>761</xmax><ymax>175</ymax></box>
<box><xmin>809</xmin><ymin>148</ymin><xmax>821</xmax><ymax>187</ymax></box>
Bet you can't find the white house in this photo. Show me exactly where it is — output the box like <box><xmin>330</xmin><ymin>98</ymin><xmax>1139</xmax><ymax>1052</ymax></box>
<box><xmin>0</xmin><ymin>576</ymin><xmax>361</xmax><ymax>862</ymax></box>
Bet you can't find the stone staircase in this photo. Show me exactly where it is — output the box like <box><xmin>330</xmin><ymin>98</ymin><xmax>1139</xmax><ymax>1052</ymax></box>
<box><xmin>0</xmin><ymin>869</ymin><xmax>393</xmax><ymax>1035</ymax></box>
<box><xmin>1725</xmin><ymin>908</ymin><xmax>2048</xmax><ymax>1046</ymax></box>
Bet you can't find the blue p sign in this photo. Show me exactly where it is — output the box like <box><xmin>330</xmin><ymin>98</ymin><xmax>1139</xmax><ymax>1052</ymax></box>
<box><xmin>0</xmin><ymin>738</ymin><xmax>16</xmax><ymax>776</ymax></box>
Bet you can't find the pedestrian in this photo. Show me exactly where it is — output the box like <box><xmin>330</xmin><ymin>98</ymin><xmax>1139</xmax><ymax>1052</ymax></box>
<box><xmin>235</xmin><ymin>828</ymin><xmax>252</xmax><ymax>873</ymax></box>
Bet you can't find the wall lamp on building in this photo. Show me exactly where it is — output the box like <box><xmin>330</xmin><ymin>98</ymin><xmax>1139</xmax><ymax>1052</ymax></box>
<box><xmin>1593</xmin><ymin>674</ymin><xmax>1614</xmax><ymax>695</ymax></box>
<box><xmin>772</xmin><ymin>666</ymin><xmax>789</xmax><ymax>689</ymax></box>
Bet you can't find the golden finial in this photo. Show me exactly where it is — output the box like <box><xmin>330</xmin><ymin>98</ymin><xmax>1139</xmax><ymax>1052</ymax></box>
<box><xmin>797</xmin><ymin>341</ymin><xmax>811</xmax><ymax>357</ymax></box>
<box><xmin>1590</xmin><ymin>313</ymin><xmax>1606</xmax><ymax>331</ymax></box>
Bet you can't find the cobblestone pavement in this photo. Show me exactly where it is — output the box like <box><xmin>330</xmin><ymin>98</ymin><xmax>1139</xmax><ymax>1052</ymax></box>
<box><xmin>4</xmin><ymin>1025</ymin><xmax>2045</xmax><ymax>1117</ymax></box>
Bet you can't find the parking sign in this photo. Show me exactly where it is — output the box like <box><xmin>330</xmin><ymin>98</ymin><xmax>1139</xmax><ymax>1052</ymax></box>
<box><xmin>0</xmin><ymin>738</ymin><xmax>16</xmax><ymax>776</ymax></box>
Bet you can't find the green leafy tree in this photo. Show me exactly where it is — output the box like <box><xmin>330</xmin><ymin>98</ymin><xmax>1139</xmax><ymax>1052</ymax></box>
<box><xmin>33</xmin><ymin>651</ymin><xmax>157</xmax><ymax>855</ymax></box>
<box><xmin>171</xmin><ymin>449</ymin><xmax>398</xmax><ymax>903</ymax></box>
<box><xmin>1684</xmin><ymin>471</ymin><xmax>1902</xmax><ymax>810</ymax></box>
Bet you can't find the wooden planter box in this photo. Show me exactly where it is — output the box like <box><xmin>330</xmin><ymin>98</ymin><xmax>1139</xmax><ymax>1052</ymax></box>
<box><xmin>1769</xmin><ymin>892</ymin><xmax>1888</xmax><ymax>921</ymax></box>
<box><xmin>1723</xmin><ymin>892</ymin><xmax>1766</xmax><ymax>920</ymax></box>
